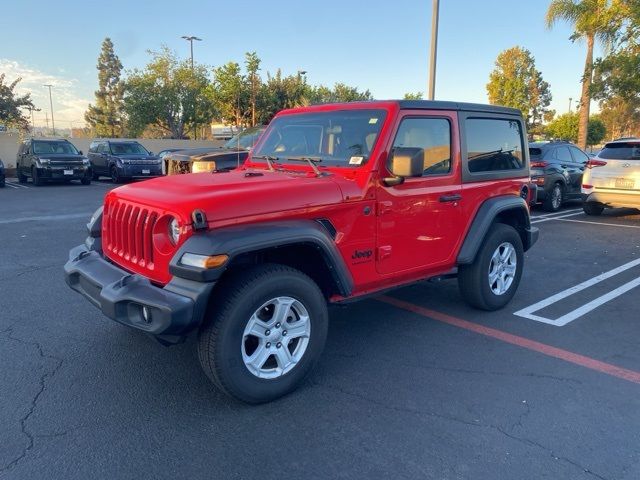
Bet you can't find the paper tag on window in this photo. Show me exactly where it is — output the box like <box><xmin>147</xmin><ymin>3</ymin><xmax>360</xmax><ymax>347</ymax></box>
<box><xmin>369</xmin><ymin>118</ymin><xmax>378</xmax><ymax>124</ymax></box>
<box><xmin>349</xmin><ymin>156</ymin><xmax>365</xmax><ymax>165</ymax></box>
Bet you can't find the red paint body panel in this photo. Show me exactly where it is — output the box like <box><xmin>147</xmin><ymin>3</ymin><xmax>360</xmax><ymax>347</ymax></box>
<box><xmin>101</xmin><ymin>100</ymin><xmax>531</xmax><ymax>296</ymax></box>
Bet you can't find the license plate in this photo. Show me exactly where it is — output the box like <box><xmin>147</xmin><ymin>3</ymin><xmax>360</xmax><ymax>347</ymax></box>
<box><xmin>142</xmin><ymin>169</ymin><xmax>150</xmax><ymax>174</ymax></box>
<box><xmin>63</xmin><ymin>169</ymin><xmax>74</xmax><ymax>175</ymax></box>
<box><xmin>615</xmin><ymin>178</ymin><xmax>635</xmax><ymax>189</ymax></box>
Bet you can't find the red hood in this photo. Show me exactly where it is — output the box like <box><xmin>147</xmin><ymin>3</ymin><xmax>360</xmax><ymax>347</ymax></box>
<box><xmin>107</xmin><ymin>169</ymin><xmax>348</xmax><ymax>225</ymax></box>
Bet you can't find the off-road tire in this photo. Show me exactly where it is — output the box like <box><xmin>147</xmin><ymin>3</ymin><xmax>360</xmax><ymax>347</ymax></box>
<box><xmin>197</xmin><ymin>264</ymin><xmax>328</xmax><ymax>404</ymax></box>
<box><xmin>17</xmin><ymin>169</ymin><xmax>27</xmax><ymax>183</ymax></box>
<box><xmin>458</xmin><ymin>223</ymin><xmax>524</xmax><ymax>311</ymax></box>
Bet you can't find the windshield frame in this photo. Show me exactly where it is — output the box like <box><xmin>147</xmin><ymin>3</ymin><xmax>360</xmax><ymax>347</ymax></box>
<box><xmin>251</xmin><ymin>108</ymin><xmax>388</xmax><ymax>169</ymax></box>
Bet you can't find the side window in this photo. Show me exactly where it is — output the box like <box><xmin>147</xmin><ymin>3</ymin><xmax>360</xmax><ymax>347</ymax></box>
<box><xmin>570</xmin><ymin>146</ymin><xmax>589</xmax><ymax>163</ymax></box>
<box><xmin>88</xmin><ymin>142</ymin><xmax>98</xmax><ymax>153</ymax></box>
<box><xmin>392</xmin><ymin>117</ymin><xmax>451</xmax><ymax>176</ymax></box>
<box><xmin>554</xmin><ymin>146</ymin><xmax>573</xmax><ymax>163</ymax></box>
<box><xmin>465</xmin><ymin>118</ymin><xmax>524</xmax><ymax>173</ymax></box>
<box><xmin>97</xmin><ymin>143</ymin><xmax>108</xmax><ymax>154</ymax></box>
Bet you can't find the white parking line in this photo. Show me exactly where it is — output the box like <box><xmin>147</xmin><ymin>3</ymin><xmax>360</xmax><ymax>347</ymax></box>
<box><xmin>531</xmin><ymin>208</ymin><xmax>582</xmax><ymax>219</ymax></box>
<box><xmin>530</xmin><ymin>211</ymin><xmax>584</xmax><ymax>224</ymax></box>
<box><xmin>5</xmin><ymin>181</ymin><xmax>29</xmax><ymax>189</ymax></box>
<box><xmin>514</xmin><ymin>258</ymin><xmax>640</xmax><ymax>326</ymax></box>
<box><xmin>553</xmin><ymin>218</ymin><xmax>640</xmax><ymax>229</ymax></box>
<box><xmin>0</xmin><ymin>212</ymin><xmax>92</xmax><ymax>225</ymax></box>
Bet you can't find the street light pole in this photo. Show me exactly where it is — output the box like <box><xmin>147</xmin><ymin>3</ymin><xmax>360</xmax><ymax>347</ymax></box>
<box><xmin>181</xmin><ymin>35</ymin><xmax>202</xmax><ymax>70</ymax></box>
<box><xmin>44</xmin><ymin>84</ymin><xmax>55</xmax><ymax>135</ymax></box>
<box><xmin>568</xmin><ymin>97</ymin><xmax>573</xmax><ymax>113</ymax></box>
<box><xmin>427</xmin><ymin>0</ymin><xmax>440</xmax><ymax>100</ymax></box>
<box><xmin>181</xmin><ymin>36</ymin><xmax>202</xmax><ymax>139</ymax></box>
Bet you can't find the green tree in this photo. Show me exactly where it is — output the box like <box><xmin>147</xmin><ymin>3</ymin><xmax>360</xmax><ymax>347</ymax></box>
<box><xmin>587</xmin><ymin>115</ymin><xmax>607</xmax><ymax>144</ymax></box>
<box><xmin>545</xmin><ymin>112</ymin><xmax>607</xmax><ymax>145</ymax></box>
<box><xmin>210</xmin><ymin>61</ymin><xmax>249</xmax><ymax>127</ymax></box>
<box><xmin>307</xmin><ymin>83</ymin><xmax>372</xmax><ymax>104</ymax></box>
<box><xmin>245</xmin><ymin>52</ymin><xmax>262</xmax><ymax>127</ymax></box>
<box><xmin>598</xmin><ymin>96</ymin><xmax>640</xmax><ymax>138</ymax></box>
<box><xmin>546</xmin><ymin>0</ymin><xmax>625</xmax><ymax>149</ymax></box>
<box><xmin>124</xmin><ymin>48</ymin><xmax>214</xmax><ymax>138</ymax></box>
<box><xmin>85</xmin><ymin>38</ymin><xmax>125</xmax><ymax>137</ymax></box>
<box><xmin>0</xmin><ymin>74</ymin><xmax>34</xmax><ymax>130</ymax></box>
<box><xmin>486</xmin><ymin>46</ymin><xmax>552</xmax><ymax>132</ymax></box>
<box><xmin>260</xmin><ymin>70</ymin><xmax>309</xmax><ymax>121</ymax></box>
<box><xmin>403</xmin><ymin>92</ymin><xmax>424</xmax><ymax>100</ymax></box>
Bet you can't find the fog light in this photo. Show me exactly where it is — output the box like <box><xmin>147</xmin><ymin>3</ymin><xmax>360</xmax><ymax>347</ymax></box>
<box><xmin>142</xmin><ymin>306</ymin><xmax>152</xmax><ymax>323</ymax></box>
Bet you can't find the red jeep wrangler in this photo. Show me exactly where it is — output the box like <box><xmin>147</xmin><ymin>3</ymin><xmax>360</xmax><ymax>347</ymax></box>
<box><xmin>65</xmin><ymin>101</ymin><xmax>538</xmax><ymax>403</ymax></box>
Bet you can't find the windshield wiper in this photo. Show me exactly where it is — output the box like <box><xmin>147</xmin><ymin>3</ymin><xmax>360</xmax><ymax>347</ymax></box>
<box><xmin>285</xmin><ymin>156</ymin><xmax>325</xmax><ymax>177</ymax></box>
<box><xmin>251</xmin><ymin>154</ymin><xmax>278</xmax><ymax>172</ymax></box>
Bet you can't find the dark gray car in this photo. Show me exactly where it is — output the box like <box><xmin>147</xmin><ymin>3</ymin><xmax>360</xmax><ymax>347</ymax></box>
<box><xmin>88</xmin><ymin>140</ymin><xmax>162</xmax><ymax>183</ymax></box>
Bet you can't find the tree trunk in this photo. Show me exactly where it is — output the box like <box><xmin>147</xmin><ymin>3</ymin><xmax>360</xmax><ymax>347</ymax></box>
<box><xmin>577</xmin><ymin>34</ymin><xmax>594</xmax><ymax>149</ymax></box>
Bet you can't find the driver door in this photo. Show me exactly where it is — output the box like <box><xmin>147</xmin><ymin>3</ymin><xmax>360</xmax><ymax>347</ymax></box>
<box><xmin>376</xmin><ymin>111</ymin><xmax>463</xmax><ymax>275</ymax></box>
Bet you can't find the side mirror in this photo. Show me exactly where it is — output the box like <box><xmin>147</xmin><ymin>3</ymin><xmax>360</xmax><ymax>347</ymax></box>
<box><xmin>148</xmin><ymin>151</ymin><xmax>154</xmax><ymax>156</ymax></box>
<box><xmin>385</xmin><ymin>147</ymin><xmax>424</xmax><ymax>185</ymax></box>
<box><xmin>78</xmin><ymin>150</ymin><xmax>83</xmax><ymax>155</ymax></box>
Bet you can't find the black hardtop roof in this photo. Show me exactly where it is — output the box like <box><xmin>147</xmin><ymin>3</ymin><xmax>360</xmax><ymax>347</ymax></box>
<box><xmin>397</xmin><ymin>100</ymin><xmax>521</xmax><ymax>115</ymax></box>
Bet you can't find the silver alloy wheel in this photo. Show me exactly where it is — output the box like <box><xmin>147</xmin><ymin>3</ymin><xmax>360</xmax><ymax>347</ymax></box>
<box><xmin>488</xmin><ymin>242</ymin><xmax>517</xmax><ymax>295</ymax></box>
<box><xmin>241</xmin><ymin>296</ymin><xmax>311</xmax><ymax>379</ymax></box>
<box><xmin>551</xmin><ymin>184</ymin><xmax>562</xmax><ymax>210</ymax></box>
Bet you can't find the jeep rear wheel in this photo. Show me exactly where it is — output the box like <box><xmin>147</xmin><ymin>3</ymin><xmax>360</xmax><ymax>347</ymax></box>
<box><xmin>458</xmin><ymin>223</ymin><xmax>524</xmax><ymax>311</ymax></box>
<box><xmin>197</xmin><ymin>264</ymin><xmax>328</xmax><ymax>403</ymax></box>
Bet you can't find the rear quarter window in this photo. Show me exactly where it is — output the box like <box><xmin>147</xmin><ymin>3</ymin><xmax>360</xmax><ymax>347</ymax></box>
<box><xmin>462</xmin><ymin>115</ymin><xmax>527</xmax><ymax>182</ymax></box>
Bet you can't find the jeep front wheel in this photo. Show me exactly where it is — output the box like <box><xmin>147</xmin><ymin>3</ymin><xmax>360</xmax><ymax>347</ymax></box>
<box><xmin>458</xmin><ymin>223</ymin><xmax>523</xmax><ymax>311</ymax></box>
<box><xmin>197</xmin><ymin>264</ymin><xmax>328</xmax><ymax>403</ymax></box>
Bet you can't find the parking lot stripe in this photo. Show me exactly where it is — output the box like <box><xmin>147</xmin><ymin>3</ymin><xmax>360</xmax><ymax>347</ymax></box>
<box><xmin>4</xmin><ymin>182</ymin><xmax>19</xmax><ymax>189</ymax></box>
<box><xmin>379</xmin><ymin>295</ymin><xmax>640</xmax><ymax>385</ymax></box>
<box><xmin>530</xmin><ymin>211</ymin><xmax>584</xmax><ymax>224</ymax></box>
<box><xmin>553</xmin><ymin>218</ymin><xmax>640</xmax><ymax>229</ymax></box>
<box><xmin>513</xmin><ymin>258</ymin><xmax>640</xmax><ymax>326</ymax></box>
<box><xmin>530</xmin><ymin>208</ymin><xmax>582</xmax><ymax>219</ymax></box>
<box><xmin>0</xmin><ymin>212</ymin><xmax>92</xmax><ymax>225</ymax></box>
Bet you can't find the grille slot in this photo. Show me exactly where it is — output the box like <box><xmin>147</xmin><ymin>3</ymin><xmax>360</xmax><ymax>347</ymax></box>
<box><xmin>104</xmin><ymin>199</ymin><xmax>158</xmax><ymax>269</ymax></box>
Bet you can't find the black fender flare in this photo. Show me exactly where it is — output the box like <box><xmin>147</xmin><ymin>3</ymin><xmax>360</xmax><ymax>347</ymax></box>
<box><xmin>457</xmin><ymin>195</ymin><xmax>536</xmax><ymax>265</ymax></box>
<box><xmin>169</xmin><ymin>220</ymin><xmax>354</xmax><ymax>296</ymax></box>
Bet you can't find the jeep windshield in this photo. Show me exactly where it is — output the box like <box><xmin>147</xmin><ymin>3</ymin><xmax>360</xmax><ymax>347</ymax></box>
<box><xmin>33</xmin><ymin>141</ymin><xmax>79</xmax><ymax>155</ymax></box>
<box><xmin>110</xmin><ymin>143</ymin><xmax>149</xmax><ymax>155</ymax></box>
<box><xmin>252</xmin><ymin>109</ymin><xmax>387</xmax><ymax>167</ymax></box>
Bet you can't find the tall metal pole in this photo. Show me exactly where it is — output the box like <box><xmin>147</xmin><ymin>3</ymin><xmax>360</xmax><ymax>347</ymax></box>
<box><xmin>181</xmin><ymin>36</ymin><xmax>202</xmax><ymax>139</ymax></box>
<box><xmin>568</xmin><ymin>97</ymin><xmax>573</xmax><ymax>112</ymax></box>
<box><xmin>44</xmin><ymin>84</ymin><xmax>55</xmax><ymax>135</ymax></box>
<box><xmin>427</xmin><ymin>0</ymin><xmax>440</xmax><ymax>100</ymax></box>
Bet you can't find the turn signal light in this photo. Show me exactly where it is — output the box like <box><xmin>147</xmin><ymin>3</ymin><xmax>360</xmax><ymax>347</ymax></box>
<box><xmin>582</xmin><ymin>184</ymin><xmax>593</xmax><ymax>189</ymax></box>
<box><xmin>531</xmin><ymin>161</ymin><xmax>548</xmax><ymax>168</ymax></box>
<box><xmin>180</xmin><ymin>253</ymin><xmax>229</xmax><ymax>269</ymax></box>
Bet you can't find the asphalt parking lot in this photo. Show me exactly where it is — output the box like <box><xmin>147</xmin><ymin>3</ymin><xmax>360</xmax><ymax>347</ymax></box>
<box><xmin>1</xmin><ymin>179</ymin><xmax>639</xmax><ymax>480</ymax></box>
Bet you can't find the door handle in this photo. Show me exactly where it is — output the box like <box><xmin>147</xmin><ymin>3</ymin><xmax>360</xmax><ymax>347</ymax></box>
<box><xmin>439</xmin><ymin>193</ymin><xmax>462</xmax><ymax>203</ymax></box>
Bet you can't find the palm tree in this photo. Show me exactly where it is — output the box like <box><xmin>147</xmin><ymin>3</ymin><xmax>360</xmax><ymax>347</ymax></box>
<box><xmin>546</xmin><ymin>0</ymin><xmax>623</xmax><ymax>149</ymax></box>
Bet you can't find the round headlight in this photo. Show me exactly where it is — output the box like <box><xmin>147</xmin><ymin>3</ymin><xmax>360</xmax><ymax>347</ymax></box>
<box><xmin>169</xmin><ymin>217</ymin><xmax>180</xmax><ymax>245</ymax></box>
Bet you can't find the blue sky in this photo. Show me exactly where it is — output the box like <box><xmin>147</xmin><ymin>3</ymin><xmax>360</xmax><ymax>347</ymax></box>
<box><xmin>0</xmin><ymin>0</ymin><xmax>599</xmax><ymax>127</ymax></box>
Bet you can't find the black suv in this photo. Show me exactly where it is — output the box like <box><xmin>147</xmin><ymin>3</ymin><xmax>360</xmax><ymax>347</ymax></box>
<box><xmin>87</xmin><ymin>140</ymin><xmax>162</xmax><ymax>183</ymax></box>
<box><xmin>529</xmin><ymin>141</ymin><xmax>590</xmax><ymax>211</ymax></box>
<box><xmin>16</xmin><ymin>139</ymin><xmax>92</xmax><ymax>186</ymax></box>
<box><xmin>0</xmin><ymin>157</ymin><xmax>5</xmax><ymax>188</ymax></box>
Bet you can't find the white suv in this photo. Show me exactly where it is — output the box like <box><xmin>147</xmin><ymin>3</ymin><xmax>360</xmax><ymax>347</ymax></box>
<box><xmin>582</xmin><ymin>138</ymin><xmax>640</xmax><ymax>215</ymax></box>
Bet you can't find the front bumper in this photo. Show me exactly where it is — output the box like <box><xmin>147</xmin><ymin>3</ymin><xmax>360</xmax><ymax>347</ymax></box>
<box><xmin>119</xmin><ymin>164</ymin><xmax>163</xmax><ymax>178</ymax></box>
<box><xmin>64</xmin><ymin>244</ymin><xmax>214</xmax><ymax>342</ymax></box>
<box><xmin>38</xmin><ymin>166</ymin><xmax>90</xmax><ymax>180</ymax></box>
